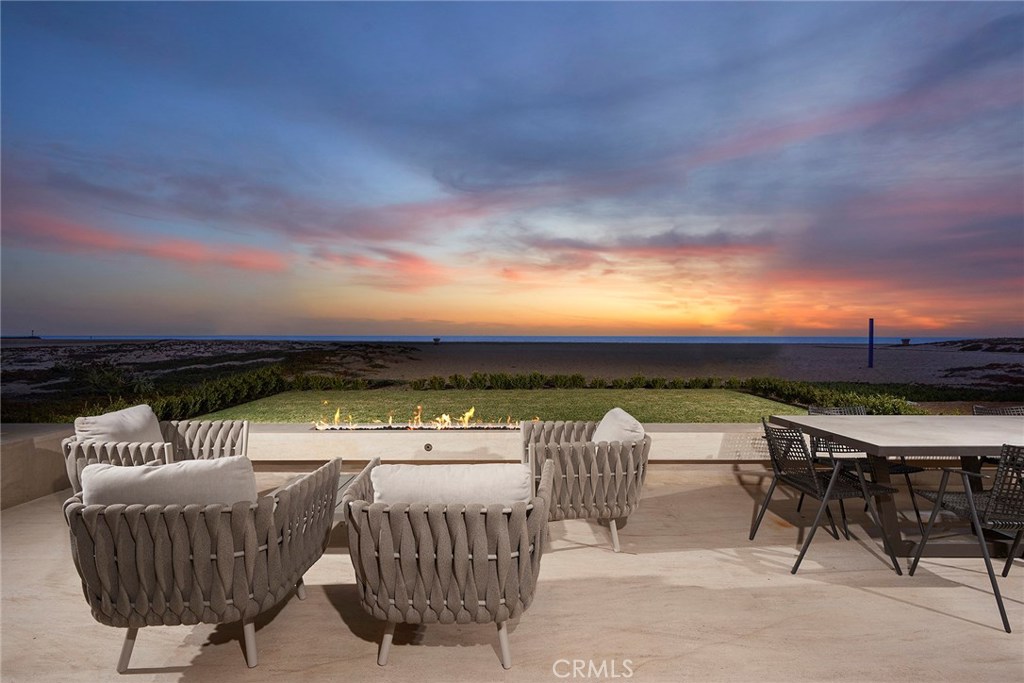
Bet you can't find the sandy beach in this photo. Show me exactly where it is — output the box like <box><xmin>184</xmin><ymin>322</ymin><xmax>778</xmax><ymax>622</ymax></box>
<box><xmin>362</xmin><ymin>341</ymin><xmax>1024</xmax><ymax>386</ymax></box>
<box><xmin>2</xmin><ymin>338</ymin><xmax>1023</xmax><ymax>393</ymax></box>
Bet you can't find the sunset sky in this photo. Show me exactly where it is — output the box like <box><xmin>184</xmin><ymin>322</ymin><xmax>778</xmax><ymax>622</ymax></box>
<box><xmin>2</xmin><ymin>2</ymin><xmax>1022</xmax><ymax>338</ymax></box>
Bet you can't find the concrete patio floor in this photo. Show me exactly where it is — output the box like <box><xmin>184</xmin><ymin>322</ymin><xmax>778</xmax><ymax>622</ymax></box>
<box><xmin>2</xmin><ymin>464</ymin><xmax>1022</xmax><ymax>682</ymax></box>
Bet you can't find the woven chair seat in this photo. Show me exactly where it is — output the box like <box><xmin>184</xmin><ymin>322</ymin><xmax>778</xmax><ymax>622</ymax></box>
<box><xmin>782</xmin><ymin>470</ymin><xmax>896</xmax><ymax>500</ymax></box>
<box><xmin>916</xmin><ymin>490</ymin><xmax>1024</xmax><ymax>530</ymax></box>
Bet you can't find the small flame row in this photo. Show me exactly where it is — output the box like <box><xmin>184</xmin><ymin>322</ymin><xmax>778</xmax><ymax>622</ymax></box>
<box><xmin>313</xmin><ymin>403</ymin><xmax>522</xmax><ymax>431</ymax></box>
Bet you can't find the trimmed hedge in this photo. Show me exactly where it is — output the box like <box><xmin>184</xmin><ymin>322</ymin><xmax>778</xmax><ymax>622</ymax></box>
<box><xmin>13</xmin><ymin>366</ymin><xmax>1020</xmax><ymax>423</ymax></box>
<box><xmin>404</xmin><ymin>373</ymin><xmax>926</xmax><ymax>414</ymax></box>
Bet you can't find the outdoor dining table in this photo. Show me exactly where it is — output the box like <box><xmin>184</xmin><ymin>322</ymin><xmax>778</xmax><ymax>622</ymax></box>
<box><xmin>769</xmin><ymin>414</ymin><xmax>1024</xmax><ymax>557</ymax></box>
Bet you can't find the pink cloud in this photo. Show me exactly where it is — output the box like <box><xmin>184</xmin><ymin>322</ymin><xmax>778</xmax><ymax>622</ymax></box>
<box><xmin>5</xmin><ymin>211</ymin><xmax>289</xmax><ymax>272</ymax></box>
<box><xmin>684</xmin><ymin>74</ymin><xmax>1023</xmax><ymax>170</ymax></box>
<box><xmin>314</xmin><ymin>247</ymin><xmax>452</xmax><ymax>292</ymax></box>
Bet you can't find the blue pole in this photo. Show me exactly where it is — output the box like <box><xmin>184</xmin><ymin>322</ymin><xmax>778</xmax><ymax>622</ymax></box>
<box><xmin>868</xmin><ymin>318</ymin><xmax>875</xmax><ymax>368</ymax></box>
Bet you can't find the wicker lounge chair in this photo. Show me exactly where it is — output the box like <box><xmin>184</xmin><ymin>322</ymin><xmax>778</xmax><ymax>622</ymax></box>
<box><xmin>342</xmin><ymin>458</ymin><xmax>554</xmax><ymax>668</ymax></box>
<box><xmin>753</xmin><ymin>420</ymin><xmax>903</xmax><ymax>574</ymax></box>
<box><xmin>521</xmin><ymin>419</ymin><xmax>650</xmax><ymax>552</ymax></box>
<box><xmin>910</xmin><ymin>443</ymin><xmax>1024</xmax><ymax>633</ymax></box>
<box><xmin>63</xmin><ymin>418</ymin><xmax>249</xmax><ymax>494</ymax></box>
<box><xmin>64</xmin><ymin>457</ymin><xmax>341</xmax><ymax>670</ymax></box>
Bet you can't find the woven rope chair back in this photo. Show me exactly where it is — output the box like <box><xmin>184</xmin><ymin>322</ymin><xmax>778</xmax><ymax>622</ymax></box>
<box><xmin>981</xmin><ymin>444</ymin><xmax>1024</xmax><ymax>523</ymax></box>
<box><xmin>807</xmin><ymin>405</ymin><xmax>866</xmax><ymax>454</ymax></box>
<box><xmin>973</xmin><ymin>405</ymin><xmax>1024</xmax><ymax>416</ymax></box>
<box><xmin>520</xmin><ymin>420</ymin><xmax>596</xmax><ymax>461</ymax></box>
<box><xmin>162</xmin><ymin>420</ymin><xmax>249</xmax><ymax>460</ymax></box>
<box><xmin>538</xmin><ymin>437</ymin><xmax>650</xmax><ymax>521</ymax></box>
<box><xmin>762</xmin><ymin>421</ymin><xmax>821</xmax><ymax>497</ymax></box>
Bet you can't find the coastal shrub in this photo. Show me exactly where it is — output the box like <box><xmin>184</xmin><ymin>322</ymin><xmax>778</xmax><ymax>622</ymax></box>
<box><xmin>292</xmin><ymin>374</ymin><xmax>339</xmax><ymax>391</ymax></box>
<box><xmin>53</xmin><ymin>360</ymin><xmax>155</xmax><ymax>397</ymax></box>
<box><xmin>427</xmin><ymin>375</ymin><xmax>447</xmax><ymax>391</ymax></box>
<box><xmin>667</xmin><ymin>378</ymin><xmax>687</xmax><ymax>389</ymax></box>
<box><xmin>488</xmin><ymin>372</ymin><xmax>514</xmax><ymax>389</ymax></box>
<box><xmin>627</xmin><ymin>375</ymin><xmax>649</xmax><ymax>389</ymax></box>
<box><xmin>409</xmin><ymin>378</ymin><xmax>428</xmax><ymax>391</ymax></box>
<box><xmin>649</xmin><ymin>377</ymin><xmax>668</xmax><ymax>389</ymax></box>
<box><xmin>449</xmin><ymin>374</ymin><xmax>470</xmax><ymax>390</ymax></box>
<box><xmin>551</xmin><ymin>373</ymin><xmax>587</xmax><ymax>389</ymax></box>
<box><xmin>588</xmin><ymin>377</ymin><xmax>608</xmax><ymax>389</ymax></box>
<box><xmin>468</xmin><ymin>372</ymin><xmax>490</xmax><ymax>390</ymax></box>
<box><xmin>685</xmin><ymin>377</ymin><xmax>719</xmax><ymax>389</ymax></box>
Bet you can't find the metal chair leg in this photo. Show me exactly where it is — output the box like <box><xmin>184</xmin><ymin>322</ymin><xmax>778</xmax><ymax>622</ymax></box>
<box><xmin>902</xmin><ymin>465</ymin><xmax>925</xmax><ymax>536</ymax></box>
<box><xmin>837</xmin><ymin>499</ymin><xmax>851</xmax><ymax>540</ymax></box>
<box><xmin>497</xmin><ymin>621</ymin><xmax>512</xmax><ymax>669</ymax></box>
<box><xmin>296</xmin><ymin>578</ymin><xmax>307</xmax><ymax>600</ymax></box>
<box><xmin>749</xmin><ymin>477</ymin><xmax>778</xmax><ymax>540</ymax></box>
<box><xmin>792</xmin><ymin>464</ymin><xmax>843</xmax><ymax>574</ymax></box>
<box><xmin>378</xmin><ymin>622</ymin><xmax>396</xmax><ymax>666</ymax></box>
<box><xmin>797</xmin><ymin>492</ymin><xmax>805</xmax><ymax>513</ymax></box>
<box><xmin>1003</xmin><ymin>529</ymin><xmax>1023</xmax><ymax>578</ymax></box>
<box><xmin>824</xmin><ymin>504</ymin><xmax>840</xmax><ymax>540</ymax></box>
<box><xmin>910</xmin><ymin>470</ymin><xmax>951</xmax><ymax>576</ymax></box>
<box><xmin>608</xmin><ymin>518</ymin><xmax>621</xmax><ymax>553</ymax></box>
<box><xmin>243</xmin><ymin>621</ymin><xmax>258</xmax><ymax>668</ymax></box>
<box><xmin>116</xmin><ymin>627</ymin><xmax>138</xmax><ymax>673</ymax></box>
<box><xmin>962</xmin><ymin>475</ymin><xmax>1012</xmax><ymax>633</ymax></box>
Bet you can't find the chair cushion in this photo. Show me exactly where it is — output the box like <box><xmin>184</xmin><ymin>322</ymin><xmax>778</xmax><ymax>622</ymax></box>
<box><xmin>591</xmin><ymin>407</ymin><xmax>645</xmax><ymax>444</ymax></box>
<box><xmin>81</xmin><ymin>456</ymin><xmax>258</xmax><ymax>506</ymax></box>
<box><xmin>371</xmin><ymin>463</ymin><xmax>532</xmax><ymax>505</ymax></box>
<box><xmin>74</xmin><ymin>404</ymin><xmax>164</xmax><ymax>444</ymax></box>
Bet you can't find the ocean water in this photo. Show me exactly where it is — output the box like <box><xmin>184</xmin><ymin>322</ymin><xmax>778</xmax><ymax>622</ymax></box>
<box><xmin>38</xmin><ymin>335</ymin><xmax>967</xmax><ymax>345</ymax></box>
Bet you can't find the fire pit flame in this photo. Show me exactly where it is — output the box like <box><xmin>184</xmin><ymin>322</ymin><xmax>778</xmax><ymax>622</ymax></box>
<box><xmin>312</xmin><ymin>405</ymin><xmax>521</xmax><ymax>431</ymax></box>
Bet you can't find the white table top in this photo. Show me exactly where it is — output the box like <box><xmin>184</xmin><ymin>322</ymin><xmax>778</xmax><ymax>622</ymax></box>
<box><xmin>769</xmin><ymin>415</ymin><xmax>1024</xmax><ymax>458</ymax></box>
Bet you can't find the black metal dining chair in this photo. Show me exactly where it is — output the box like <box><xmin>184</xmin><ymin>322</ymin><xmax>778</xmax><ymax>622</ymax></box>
<box><xmin>973</xmin><ymin>405</ymin><xmax>1024</xmax><ymax>416</ymax></box>
<box><xmin>909</xmin><ymin>443</ymin><xmax>1024</xmax><ymax>633</ymax></box>
<box><xmin>752</xmin><ymin>420</ymin><xmax>903</xmax><ymax>575</ymax></box>
<box><xmin>804</xmin><ymin>406</ymin><xmax>925</xmax><ymax>537</ymax></box>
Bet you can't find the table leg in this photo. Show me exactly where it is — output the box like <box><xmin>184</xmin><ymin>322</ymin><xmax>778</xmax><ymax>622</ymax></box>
<box><xmin>867</xmin><ymin>455</ymin><xmax>913</xmax><ymax>555</ymax></box>
<box><xmin>960</xmin><ymin>456</ymin><xmax>983</xmax><ymax>492</ymax></box>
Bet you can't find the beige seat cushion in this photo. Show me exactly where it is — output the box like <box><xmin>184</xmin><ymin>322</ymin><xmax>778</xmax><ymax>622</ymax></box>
<box><xmin>591</xmin><ymin>407</ymin><xmax>645</xmax><ymax>444</ymax></box>
<box><xmin>371</xmin><ymin>463</ymin><xmax>532</xmax><ymax>505</ymax></box>
<box><xmin>74</xmin><ymin>404</ymin><xmax>164</xmax><ymax>443</ymax></box>
<box><xmin>81</xmin><ymin>456</ymin><xmax>258</xmax><ymax>506</ymax></box>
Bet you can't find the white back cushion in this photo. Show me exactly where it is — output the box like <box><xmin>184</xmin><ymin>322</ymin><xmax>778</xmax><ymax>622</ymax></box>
<box><xmin>591</xmin><ymin>407</ymin><xmax>645</xmax><ymax>444</ymax></box>
<box><xmin>371</xmin><ymin>463</ymin><xmax>532</xmax><ymax>505</ymax></box>
<box><xmin>75</xmin><ymin>404</ymin><xmax>164</xmax><ymax>443</ymax></box>
<box><xmin>81</xmin><ymin>456</ymin><xmax>258</xmax><ymax>506</ymax></box>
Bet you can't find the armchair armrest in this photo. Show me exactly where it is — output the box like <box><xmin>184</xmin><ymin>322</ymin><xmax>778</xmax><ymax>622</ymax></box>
<box><xmin>941</xmin><ymin>468</ymin><xmax>990</xmax><ymax>479</ymax></box>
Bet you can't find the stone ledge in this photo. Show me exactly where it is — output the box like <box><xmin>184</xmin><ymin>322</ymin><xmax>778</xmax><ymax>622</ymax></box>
<box><xmin>0</xmin><ymin>423</ymin><xmax>769</xmax><ymax>508</ymax></box>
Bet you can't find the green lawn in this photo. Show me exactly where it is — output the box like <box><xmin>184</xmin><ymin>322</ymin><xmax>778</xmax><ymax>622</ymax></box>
<box><xmin>201</xmin><ymin>388</ymin><xmax>804</xmax><ymax>424</ymax></box>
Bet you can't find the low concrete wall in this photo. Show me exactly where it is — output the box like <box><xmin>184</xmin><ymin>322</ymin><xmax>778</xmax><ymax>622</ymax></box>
<box><xmin>0</xmin><ymin>422</ymin><xmax>768</xmax><ymax>507</ymax></box>
<box><xmin>247</xmin><ymin>422</ymin><xmax>767</xmax><ymax>464</ymax></box>
<box><xmin>0</xmin><ymin>424</ymin><xmax>73</xmax><ymax>510</ymax></box>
